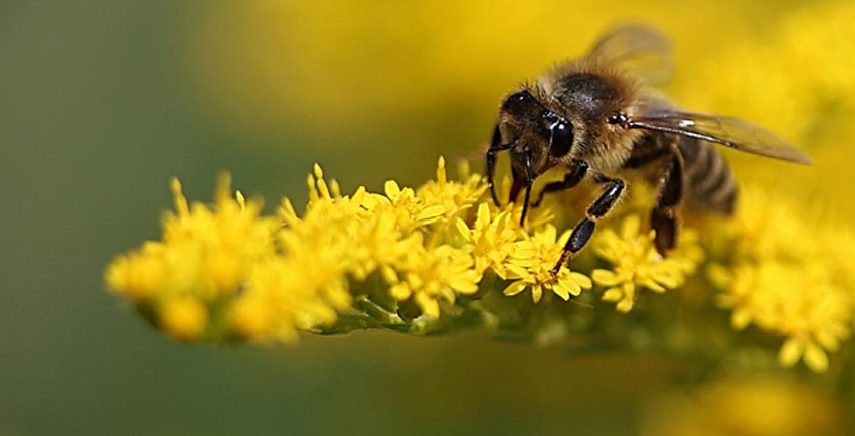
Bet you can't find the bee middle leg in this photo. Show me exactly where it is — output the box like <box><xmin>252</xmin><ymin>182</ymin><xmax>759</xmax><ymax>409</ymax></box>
<box><xmin>651</xmin><ymin>151</ymin><xmax>685</xmax><ymax>255</ymax></box>
<box><xmin>551</xmin><ymin>174</ymin><xmax>625</xmax><ymax>275</ymax></box>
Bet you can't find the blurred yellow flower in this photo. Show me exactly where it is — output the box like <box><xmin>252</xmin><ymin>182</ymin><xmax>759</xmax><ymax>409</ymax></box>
<box><xmin>105</xmin><ymin>173</ymin><xmax>279</xmax><ymax>340</ymax></box>
<box><xmin>160</xmin><ymin>297</ymin><xmax>209</xmax><ymax>342</ymax></box>
<box><xmin>710</xmin><ymin>186</ymin><xmax>855</xmax><ymax>372</ymax></box>
<box><xmin>679</xmin><ymin>1</ymin><xmax>855</xmax><ymax>144</ymax></box>
<box><xmin>642</xmin><ymin>377</ymin><xmax>848</xmax><ymax>436</ymax></box>
<box><xmin>232</xmin><ymin>253</ymin><xmax>351</xmax><ymax>343</ymax></box>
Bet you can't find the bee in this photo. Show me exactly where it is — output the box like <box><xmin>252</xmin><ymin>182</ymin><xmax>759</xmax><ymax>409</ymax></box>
<box><xmin>486</xmin><ymin>25</ymin><xmax>811</xmax><ymax>275</ymax></box>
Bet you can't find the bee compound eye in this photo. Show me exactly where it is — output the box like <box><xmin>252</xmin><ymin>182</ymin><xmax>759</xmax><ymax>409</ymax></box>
<box><xmin>550</xmin><ymin>120</ymin><xmax>574</xmax><ymax>158</ymax></box>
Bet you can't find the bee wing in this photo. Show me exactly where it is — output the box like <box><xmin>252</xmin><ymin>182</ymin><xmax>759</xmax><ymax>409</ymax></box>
<box><xmin>628</xmin><ymin>110</ymin><xmax>812</xmax><ymax>164</ymax></box>
<box><xmin>586</xmin><ymin>24</ymin><xmax>674</xmax><ymax>85</ymax></box>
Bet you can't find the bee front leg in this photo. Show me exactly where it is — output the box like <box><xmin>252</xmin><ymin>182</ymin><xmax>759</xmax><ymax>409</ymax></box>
<box><xmin>551</xmin><ymin>174</ymin><xmax>625</xmax><ymax>275</ymax></box>
<box><xmin>651</xmin><ymin>151</ymin><xmax>685</xmax><ymax>255</ymax></box>
<box><xmin>486</xmin><ymin>124</ymin><xmax>514</xmax><ymax>206</ymax></box>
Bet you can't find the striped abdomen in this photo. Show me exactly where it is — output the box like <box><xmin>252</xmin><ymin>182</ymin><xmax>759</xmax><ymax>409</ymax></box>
<box><xmin>678</xmin><ymin>135</ymin><xmax>737</xmax><ymax>214</ymax></box>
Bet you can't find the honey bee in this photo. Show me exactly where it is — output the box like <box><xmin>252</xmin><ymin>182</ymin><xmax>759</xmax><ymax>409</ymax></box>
<box><xmin>486</xmin><ymin>25</ymin><xmax>811</xmax><ymax>275</ymax></box>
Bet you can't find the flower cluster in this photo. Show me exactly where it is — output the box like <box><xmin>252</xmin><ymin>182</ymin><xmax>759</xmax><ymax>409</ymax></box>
<box><xmin>106</xmin><ymin>158</ymin><xmax>596</xmax><ymax>342</ymax></box>
<box><xmin>106</xmin><ymin>158</ymin><xmax>855</xmax><ymax>373</ymax></box>
<box><xmin>709</xmin><ymin>187</ymin><xmax>855</xmax><ymax>372</ymax></box>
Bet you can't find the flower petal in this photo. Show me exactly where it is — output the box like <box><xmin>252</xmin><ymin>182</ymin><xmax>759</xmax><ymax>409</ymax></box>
<box><xmin>778</xmin><ymin>337</ymin><xmax>804</xmax><ymax>367</ymax></box>
<box><xmin>592</xmin><ymin>269</ymin><xmax>620</xmax><ymax>286</ymax></box>
<box><xmin>804</xmin><ymin>342</ymin><xmax>829</xmax><ymax>373</ymax></box>
<box><xmin>503</xmin><ymin>280</ymin><xmax>527</xmax><ymax>297</ymax></box>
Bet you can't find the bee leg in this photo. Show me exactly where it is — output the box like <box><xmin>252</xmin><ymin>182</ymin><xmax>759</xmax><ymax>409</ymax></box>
<box><xmin>651</xmin><ymin>151</ymin><xmax>685</xmax><ymax>255</ymax></box>
<box><xmin>518</xmin><ymin>146</ymin><xmax>535</xmax><ymax>226</ymax></box>
<box><xmin>531</xmin><ymin>160</ymin><xmax>588</xmax><ymax>207</ymax></box>
<box><xmin>551</xmin><ymin>175</ymin><xmax>625</xmax><ymax>275</ymax></box>
<box><xmin>486</xmin><ymin>124</ymin><xmax>514</xmax><ymax>206</ymax></box>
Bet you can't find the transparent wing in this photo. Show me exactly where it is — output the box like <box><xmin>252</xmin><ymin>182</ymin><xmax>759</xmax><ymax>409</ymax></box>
<box><xmin>628</xmin><ymin>110</ymin><xmax>812</xmax><ymax>164</ymax></box>
<box><xmin>586</xmin><ymin>24</ymin><xmax>674</xmax><ymax>85</ymax></box>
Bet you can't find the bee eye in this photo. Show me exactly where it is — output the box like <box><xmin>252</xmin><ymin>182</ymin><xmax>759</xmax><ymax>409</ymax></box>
<box><xmin>550</xmin><ymin>120</ymin><xmax>574</xmax><ymax>157</ymax></box>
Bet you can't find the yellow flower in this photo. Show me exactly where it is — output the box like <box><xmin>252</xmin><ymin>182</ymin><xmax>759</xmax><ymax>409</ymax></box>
<box><xmin>231</xmin><ymin>250</ymin><xmax>352</xmax><ymax>343</ymax></box>
<box><xmin>104</xmin><ymin>241</ymin><xmax>168</xmax><ymax>302</ymax></box>
<box><xmin>591</xmin><ymin>215</ymin><xmax>695</xmax><ymax>312</ymax></box>
<box><xmin>502</xmin><ymin>225</ymin><xmax>592</xmax><ymax>303</ymax></box>
<box><xmin>417</xmin><ymin>156</ymin><xmax>486</xmax><ymax>225</ymax></box>
<box><xmin>283</xmin><ymin>168</ymin><xmax>414</xmax><ymax>281</ymax></box>
<box><xmin>362</xmin><ymin>179</ymin><xmax>445</xmax><ymax>231</ymax></box>
<box><xmin>455</xmin><ymin>202</ymin><xmax>521</xmax><ymax>277</ymax></box>
<box><xmin>386</xmin><ymin>238</ymin><xmax>481</xmax><ymax>318</ymax></box>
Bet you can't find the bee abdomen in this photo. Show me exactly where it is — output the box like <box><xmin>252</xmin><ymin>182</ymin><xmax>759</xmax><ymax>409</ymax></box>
<box><xmin>679</xmin><ymin>137</ymin><xmax>737</xmax><ymax>214</ymax></box>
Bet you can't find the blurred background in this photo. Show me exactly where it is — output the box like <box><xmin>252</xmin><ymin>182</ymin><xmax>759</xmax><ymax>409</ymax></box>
<box><xmin>2</xmin><ymin>0</ymin><xmax>853</xmax><ymax>434</ymax></box>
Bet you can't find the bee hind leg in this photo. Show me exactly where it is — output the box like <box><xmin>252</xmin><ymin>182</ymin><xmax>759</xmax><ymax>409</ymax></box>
<box><xmin>551</xmin><ymin>173</ymin><xmax>625</xmax><ymax>275</ymax></box>
<box><xmin>651</xmin><ymin>151</ymin><xmax>685</xmax><ymax>256</ymax></box>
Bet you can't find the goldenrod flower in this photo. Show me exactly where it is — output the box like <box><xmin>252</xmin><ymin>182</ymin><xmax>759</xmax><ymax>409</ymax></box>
<box><xmin>105</xmin><ymin>174</ymin><xmax>279</xmax><ymax>341</ymax></box>
<box><xmin>591</xmin><ymin>215</ymin><xmax>695</xmax><ymax>313</ymax></box>
<box><xmin>386</xmin><ymin>238</ymin><xmax>481</xmax><ymax>318</ymax></box>
<box><xmin>417</xmin><ymin>156</ymin><xmax>486</xmax><ymax>226</ymax></box>
<box><xmin>455</xmin><ymin>202</ymin><xmax>520</xmax><ymax>277</ymax></box>
<box><xmin>231</xmin><ymin>252</ymin><xmax>351</xmax><ymax>342</ymax></box>
<box><xmin>363</xmin><ymin>179</ymin><xmax>444</xmax><ymax>231</ymax></box>
<box><xmin>502</xmin><ymin>225</ymin><xmax>592</xmax><ymax>303</ymax></box>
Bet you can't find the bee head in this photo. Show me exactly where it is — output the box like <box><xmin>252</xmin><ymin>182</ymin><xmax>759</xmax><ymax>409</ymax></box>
<box><xmin>498</xmin><ymin>89</ymin><xmax>577</xmax><ymax>171</ymax></box>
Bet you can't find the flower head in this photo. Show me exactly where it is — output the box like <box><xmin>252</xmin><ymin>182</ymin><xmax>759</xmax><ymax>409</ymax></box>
<box><xmin>105</xmin><ymin>174</ymin><xmax>280</xmax><ymax>341</ymax></box>
<box><xmin>503</xmin><ymin>225</ymin><xmax>592</xmax><ymax>303</ymax></box>
<box><xmin>455</xmin><ymin>203</ymin><xmax>521</xmax><ymax>277</ymax></box>
<box><xmin>591</xmin><ymin>215</ymin><xmax>697</xmax><ymax>313</ymax></box>
<box><xmin>386</xmin><ymin>239</ymin><xmax>481</xmax><ymax>318</ymax></box>
<box><xmin>417</xmin><ymin>156</ymin><xmax>486</xmax><ymax>226</ymax></box>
